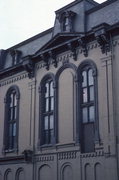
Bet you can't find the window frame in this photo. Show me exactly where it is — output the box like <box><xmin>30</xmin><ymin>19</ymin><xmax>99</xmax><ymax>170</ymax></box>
<box><xmin>39</xmin><ymin>73</ymin><xmax>57</xmax><ymax>147</ymax></box>
<box><xmin>77</xmin><ymin>60</ymin><xmax>99</xmax><ymax>152</ymax></box>
<box><xmin>3</xmin><ymin>85</ymin><xmax>20</xmax><ymax>153</ymax></box>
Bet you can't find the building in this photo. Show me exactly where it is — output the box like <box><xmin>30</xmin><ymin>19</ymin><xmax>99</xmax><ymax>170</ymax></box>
<box><xmin>0</xmin><ymin>0</ymin><xmax>119</xmax><ymax>179</ymax></box>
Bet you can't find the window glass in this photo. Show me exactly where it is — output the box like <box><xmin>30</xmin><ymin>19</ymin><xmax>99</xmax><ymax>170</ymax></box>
<box><xmin>51</xmin><ymin>97</ymin><xmax>54</xmax><ymax>111</ymax></box>
<box><xmin>50</xmin><ymin>81</ymin><xmax>54</xmax><ymax>97</ymax></box>
<box><xmin>14</xmin><ymin>107</ymin><xmax>17</xmax><ymax>120</ymax></box>
<box><xmin>88</xmin><ymin>69</ymin><xmax>94</xmax><ymax>85</ymax></box>
<box><xmin>89</xmin><ymin>86</ymin><xmax>94</xmax><ymax>101</ymax></box>
<box><xmin>83</xmin><ymin>88</ymin><xmax>88</xmax><ymax>103</ymax></box>
<box><xmin>9</xmin><ymin>124</ymin><xmax>12</xmax><ymax>137</ymax></box>
<box><xmin>45</xmin><ymin>98</ymin><xmax>49</xmax><ymax>112</ymax></box>
<box><xmin>45</xmin><ymin>83</ymin><xmax>49</xmax><ymax>98</ymax></box>
<box><xmin>42</xmin><ymin>79</ymin><xmax>54</xmax><ymax>145</ymax></box>
<box><xmin>10</xmin><ymin>108</ymin><xmax>13</xmax><ymax>120</ymax></box>
<box><xmin>82</xmin><ymin>107</ymin><xmax>88</xmax><ymax>123</ymax></box>
<box><xmin>10</xmin><ymin>94</ymin><xmax>13</xmax><ymax>107</ymax></box>
<box><xmin>14</xmin><ymin>93</ymin><xmax>17</xmax><ymax>106</ymax></box>
<box><xmin>50</xmin><ymin>115</ymin><xmax>54</xmax><ymax>129</ymax></box>
<box><xmin>13</xmin><ymin>123</ymin><xmax>16</xmax><ymax>136</ymax></box>
<box><xmin>44</xmin><ymin>116</ymin><xmax>48</xmax><ymax>130</ymax></box>
<box><xmin>89</xmin><ymin>106</ymin><xmax>94</xmax><ymax>122</ymax></box>
<box><xmin>82</xmin><ymin>71</ymin><xmax>87</xmax><ymax>87</ymax></box>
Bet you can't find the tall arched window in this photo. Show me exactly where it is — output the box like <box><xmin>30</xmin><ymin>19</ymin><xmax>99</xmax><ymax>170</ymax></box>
<box><xmin>39</xmin><ymin>74</ymin><xmax>56</xmax><ymax>146</ymax></box>
<box><xmin>78</xmin><ymin>60</ymin><xmax>99</xmax><ymax>153</ymax></box>
<box><xmin>43</xmin><ymin>79</ymin><xmax>54</xmax><ymax>144</ymax></box>
<box><xmin>81</xmin><ymin>68</ymin><xmax>94</xmax><ymax>124</ymax></box>
<box><xmin>4</xmin><ymin>85</ymin><xmax>20</xmax><ymax>152</ymax></box>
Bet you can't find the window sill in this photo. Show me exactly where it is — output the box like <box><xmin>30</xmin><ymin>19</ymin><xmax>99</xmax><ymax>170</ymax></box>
<box><xmin>3</xmin><ymin>148</ymin><xmax>18</xmax><ymax>154</ymax></box>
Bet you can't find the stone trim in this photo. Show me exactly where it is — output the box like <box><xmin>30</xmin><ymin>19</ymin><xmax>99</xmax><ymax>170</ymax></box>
<box><xmin>0</xmin><ymin>73</ymin><xmax>28</xmax><ymax>87</ymax></box>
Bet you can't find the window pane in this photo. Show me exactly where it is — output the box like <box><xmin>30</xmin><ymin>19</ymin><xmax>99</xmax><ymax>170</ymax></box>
<box><xmin>83</xmin><ymin>88</ymin><xmax>87</xmax><ymax>103</ymax></box>
<box><xmin>88</xmin><ymin>69</ymin><xmax>94</xmax><ymax>85</ymax></box>
<box><xmin>14</xmin><ymin>107</ymin><xmax>17</xmax><ymax>119</ymax></box>
<box><xmin>10</xmin><ymin>108</ymin><xmax>13</xmax><ymax>120</ymax></box>
<box><xmin>51</xmin><ymin>97</ymin><xmax>54</xmax><ymax>111</ymax></box>
<box><xmin>50</xmin><ymin>115</ymin><xmax>54</xmax><ymax>129</ymax></box>
<box><xmin>45</xmin><ymin>98</ymin><xmax>49</xmax><ymax>112</ymax></box>
<box><xmin>89</xmin><ymin>106</ymin><xmax>95</xmax><ymax>122</ymax></box>
<box><xmin>82</xmin><ymin>107</ymin><xmax>88</xmax><ymax>123</ymax></box>
<box><xmin>82</xmin><ymin>71</ymin><xmax>87</xmax><ymax>87</ymax></box>
<box><xmin>44</xmin><ymin>116</ymin><xmax>48</xmax><ymax>130</ymax></box>
<box><xmin>14</xmin><ymin>93</ymin><xmax>17</xmax><ymax>106</ymax></box>
<box><xmin>45</xmin><ymin>83</ymin><xmax>49</xmax><ymax>98</ymax></box>
<box><xmin>89</xmin><ymin>86</ymin><xmax>94</xmax><ymax>101</ymax></box>
<box><xmin>13</xmin><ymin>123</ymin><xmax>16</xmax><ymax>136</ymax></box>
<box><xmin>10</xmin><ymin>94</ymin><xmax>13</xmax><ymax>107</ymax></box>
<box><xmin>50</xmin><ymin>81</ymin><xmax>54</xmax><ymax>96</ymax></box>
<box><xmin>9</xmin><ymin>124</ymin><xmax>12</xmax><ymax>137</ymax></box>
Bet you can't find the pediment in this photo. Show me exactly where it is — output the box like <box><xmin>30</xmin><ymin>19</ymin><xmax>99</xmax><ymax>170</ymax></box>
<box><xmin>34</xmin><ymin>32</ymin><xmax>81</xmax><ymax>58</ymax></box>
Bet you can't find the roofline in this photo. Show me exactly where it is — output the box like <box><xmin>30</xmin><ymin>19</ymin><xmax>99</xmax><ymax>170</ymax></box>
<box><xmin>6</xmin><ymin>27</ymin><xmax>53</xmax><ymax>50</ymax></box>
<box><xmin>55</xmin><ymin>0</ymin><xmax>98</xmax><ymax>14</ymax></box>
<box><xmin>86</xmin><ymin>0</ymin><xmax>118</xmax><ymax>14</ymax></box>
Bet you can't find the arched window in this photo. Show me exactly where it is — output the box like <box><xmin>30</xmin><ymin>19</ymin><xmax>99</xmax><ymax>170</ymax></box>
<box><xmin>39</xmin><ymin>74</ymin><xmax>56</xmax><ymax>146</ymax></box>
<box><xmin>43</xmin><ymin>79</ymin><xmax>54</xmax><ymax>144</ymax></box>
<box><xmin>4</xmin><ymin>85</ymin><xmax>20</xmax><ymax>152</ymax></box>
<box><xmin>81</xmin><ymin>68</ymin><xmax>94</xmax><ymax>124</ymax></box>
<box><xmin>78</xmin><ymin>60</ymin><xmax>99</xmax><ymax>153</ymax></box>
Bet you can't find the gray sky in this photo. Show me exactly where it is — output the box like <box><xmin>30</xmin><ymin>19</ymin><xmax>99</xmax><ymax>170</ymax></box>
<box><xmin>0</xmin><ymin>0</ymin><xmax>104</xmax><ymax>49</ymax></box>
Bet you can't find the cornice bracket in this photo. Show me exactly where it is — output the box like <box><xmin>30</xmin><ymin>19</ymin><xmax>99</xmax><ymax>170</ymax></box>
<box><xmin>78</xmin><ymin>38</ymin><xmax>88</xmax><ymax>57</ymax></box>
<box><xmin>96</xmin><ymin>34</ymin><xmax>110</xmax><ymax>54</ymax></box>
<box><xmin>48</xmin><ymin>51</ymin><xmax>57</xmax><ymax>68</ymax></box>
<box><xmin>67</xmin><ymin>42</ymin><xmax>77</xmax><ymax>61</ymax></box>
<box><xmin>40</xmin><ymin>54</ymin><xmax>49</xmax><ymax>71</ymax></box>
<box><xmin>93</xmin><ymin>24</ymin><xmax>110</xmax><ymax>54</ymax></box>
<box><xmin>22</xmin><ymin>56</ymin><xmax>34</xmax><ymax>78</ymax></box>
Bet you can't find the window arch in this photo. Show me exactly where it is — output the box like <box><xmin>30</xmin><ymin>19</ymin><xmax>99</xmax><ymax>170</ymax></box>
<box><xmin>39</xmin><ymin>73</ymin><xmax>56</xmax><ymax>146</ymax></box>
<box><xmin>3</xmin><ymin>85</ymin><xmax>20</xmax><ymax>152</ymax></box>
<box><xmin>77</xmin><ymin>60</ymin><xmax>99</xmax><ymax>153</ymax></box>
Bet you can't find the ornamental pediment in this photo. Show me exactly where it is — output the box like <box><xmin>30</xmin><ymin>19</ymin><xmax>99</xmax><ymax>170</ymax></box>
<box><xmin>33</xmin><ymin>32</ymin><xmax>82</xmax><ymax>58</ymax></box>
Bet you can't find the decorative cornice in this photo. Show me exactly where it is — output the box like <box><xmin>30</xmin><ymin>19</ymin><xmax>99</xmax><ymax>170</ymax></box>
<box><xmin>58</xmin><ymin>151</ymin><xmax>77</xmax><ymax>160</ymax></box>
<box><xmin>80</xmin><ymin>150</ymin><xmax>104</xmax><ymax>158</ymax></box>
<box><xmin>35</xmin><ymin>155</ymin><xmax>54</xmax><ymax>162</ymax></box>
<box><xmin>0</xmin><ymin>73</ymin><xmax>28</xmax><ymax>87</ymax></box>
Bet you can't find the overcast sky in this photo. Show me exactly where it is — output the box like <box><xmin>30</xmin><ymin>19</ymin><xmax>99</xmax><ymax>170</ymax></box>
<box><xmin>0</xmin><ymin>0</ymin><xmax>104</xmax><ymax>49</ymax></box>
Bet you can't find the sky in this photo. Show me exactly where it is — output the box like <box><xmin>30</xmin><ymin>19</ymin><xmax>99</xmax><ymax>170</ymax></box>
<box><xmin>0</xmin><ymin>0</ymin><xmax>105</xmax><ymax>49</ymax></box>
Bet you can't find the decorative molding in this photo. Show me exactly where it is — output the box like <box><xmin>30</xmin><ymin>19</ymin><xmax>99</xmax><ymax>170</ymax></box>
<box><xmin>35</xmin><ymin>155</ymin><xmax>54</xmax><ymax>162</ymax></box>
<box><xmin>58</xmin><ymin>151</ymin><xmax>77</xmax><ymax>160</ymax></box>
<box><xmin>0</xmin><ymin>73</ymin><xmax>28</xmax><ymax>87</ymax></box>
<box><xmin>80</xmin><ymin>150</ymin><xmax>104</xmax><ymax>158</ymax></box>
